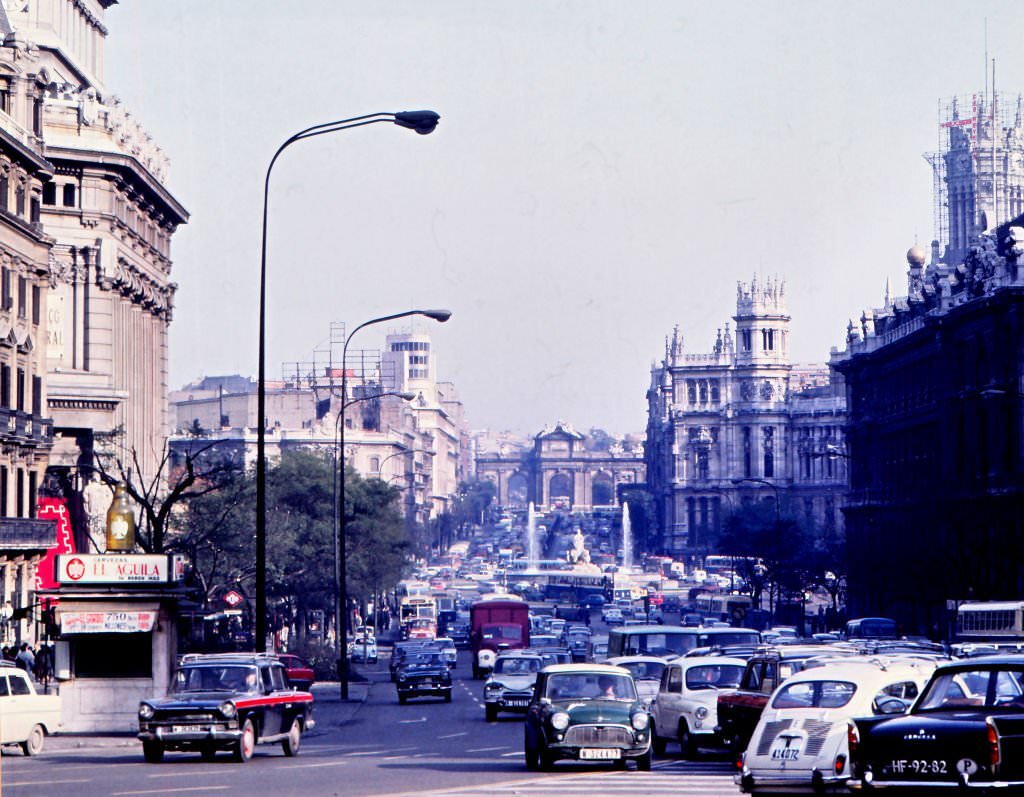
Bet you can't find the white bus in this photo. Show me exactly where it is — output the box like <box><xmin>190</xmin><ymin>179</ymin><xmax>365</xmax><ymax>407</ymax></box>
<box><xmin>957</xmin><ymin>601</ymin><xmax>1024</xmax><ymax>639</ymax></box>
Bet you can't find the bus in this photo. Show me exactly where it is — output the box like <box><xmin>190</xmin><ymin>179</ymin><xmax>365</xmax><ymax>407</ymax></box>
<box><xmin>956</xmin><ymin>601</ymin><xmax>1024</xmax><ymax>640</ymax></box>
<box><xmin>606</xmin><ymin>624</ymin><xmax>759</xmax><ymax>658</ymax></box>
<box><xmin>400</xmin><ymin>594</ymin><xmax>437</xmax><ymax>638</ymax></box>
<box><xmin>694</xmin><ymin>592</ymin><xmax>753</xmax><ymax>625</ymax></box>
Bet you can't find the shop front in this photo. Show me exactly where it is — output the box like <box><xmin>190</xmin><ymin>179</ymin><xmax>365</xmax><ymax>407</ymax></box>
<box><xmin>42</xmin><ymin>552</ymin><xmax>194</xmax><ymax>732</ymax></box>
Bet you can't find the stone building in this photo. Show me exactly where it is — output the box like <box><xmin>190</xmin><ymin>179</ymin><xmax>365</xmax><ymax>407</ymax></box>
<box><xmin>0</xmin><ymin>1</ymin><xmax>189</xmax><ymax>554</ymax></box>
<box><xmin>474</xmin><ymin>421</ymin><xmax>645</xmax><ymax>511</ymax></box>
<box><xmin>833</xmin><ymin>225</ymin><xmax>1024</xmax><ymax>636</ymax></box>
<box><xmin>645</xmin><ymin>277</ymin><xmax>847</xmax><ymax>558</ymax></box>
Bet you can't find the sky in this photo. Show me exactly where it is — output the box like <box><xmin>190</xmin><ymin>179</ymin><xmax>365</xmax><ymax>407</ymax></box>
<box><xmin>102</xmin><ymin>1</ymin><xmax>1024</xmax><ymax>437</ymax></box>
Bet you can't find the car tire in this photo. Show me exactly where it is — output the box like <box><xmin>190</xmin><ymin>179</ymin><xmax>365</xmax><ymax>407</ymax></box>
<box><xmin>142</xmin><ymin>740</ymin><xmax>164</xmax><ymax>764</ymax></box>
<box><xmin>282</xmin><ymin>718</ymin><xmax>301</xmax><ymax>757</ymax></box>
<box><xmin>485</xmin><ymin>703</ymin><xmax>498</xmax><ymax>722</ymax></box>
<box><xmin>651</xmin><ymin>726</ymin><xmax>667</xmax><ymax>756</ymax></box>
<box><xmin>444</xmin><ymin>690</ymin><xmax>452</xmax><ymax>704</ymax></box>
<box><xmin>398</xmin><ymin>693</ymin><xmax>407</xmax><ymax>705</ymax></box>
<box><xmin>524</xmin><ymin>730</ymin><xmax>541</xmax><ymax>772</ymax></box>
<box><xmin>635</xmin><ymin>748</ymin><xmax>652</xmax><ymax>771</ymax></box>
<box><xmin>233</xmin><ymin>718</ymin><xmax>256</xmax><ymax>763</ymax></box>
<box><xmin>678</xmin><ymin>721</ymin><xmax>697</xmax><ymax>759</ymax></box>
<box><xmin>539</xmin><ymin>748</ymin><xmax>555</xmax><ymax>771</ymax></box>
<box><xmin>21</xmin><ymin>724</ymin><xmax>45</xmax><ymax>756</ymax></box>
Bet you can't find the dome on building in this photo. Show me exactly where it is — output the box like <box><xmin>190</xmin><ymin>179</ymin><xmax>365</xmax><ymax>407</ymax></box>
<box><xmin>906</xmin><ymin>245</ymin><xmax>926</xmax><ymax>267</ymax></box>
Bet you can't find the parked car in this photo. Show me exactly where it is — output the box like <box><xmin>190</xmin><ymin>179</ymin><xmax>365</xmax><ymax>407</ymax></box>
<box><xmin>277</xmin><ymin>653</ymin><xmax>315</xmax><ymax>691</ymax></box>
<box><xmin>0</xmin><ymin>661</ymin><xmax>61</xmax><ymax>755</ymax></box>
<box><xmin>605</xmin><ymin>656</ymin><xmax>668</xmax><ymax>707</ymax></box>
<box><xmin>737</xmin><ymin>657</ymin><xmax>937</xmax><ymax>794</ymax></box>
<box><xmin>484</xmin><ymin>651</ymin><xmax>544</xmax><ymax>721</ymax></box>
<box><xmin>847</xmin><ymin>655</ymin><xmax>1024</xmax><ymax>792</ymax></box>
<box><xmin>524</xmin><ymin>663</ymin><xmax>652</xmax><ymax>771</ymax></box>
<box><xmin>395</xmin><ymin>651</ymin><xmax>452</xmax><ymax>704</ymax></box>
<box><xmin>650</xmin><ymin>655</ymin><xmax>745</xmax><ymax>758</ymax></box>
<box><xmin>137</xmin><ymin>652</ymin><xmax>314</xmax><ymax>763</ymax></box>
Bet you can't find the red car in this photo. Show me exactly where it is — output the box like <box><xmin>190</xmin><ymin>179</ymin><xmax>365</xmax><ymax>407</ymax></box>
<box><xmin>277</xmin><ymin>654</ymin><xmax>314</xmax><ymax>691</ymax></box>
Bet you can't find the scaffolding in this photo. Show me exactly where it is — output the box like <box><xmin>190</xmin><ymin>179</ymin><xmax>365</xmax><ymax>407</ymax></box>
<box><xmin>280</xmin><ymin>320</ymin><xmax>397</xmax><ymax>394</ymax></box>
<box><xmin>924</xmin><ymin>91</ymin><xmax>1023</xmax><ymax>249</ymax></box>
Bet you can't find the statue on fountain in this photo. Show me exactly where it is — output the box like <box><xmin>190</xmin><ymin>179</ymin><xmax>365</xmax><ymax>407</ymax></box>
<box><xmin>566</xmin><ymin>529</ymin><xmax>591</xmax><ymax>565</ymax></box>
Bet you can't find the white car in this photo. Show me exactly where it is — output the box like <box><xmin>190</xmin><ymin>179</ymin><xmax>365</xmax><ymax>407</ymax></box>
<box><xmin>736</xmin><ymin>657</ymin><xmax>938</xmax><ymax>794</ymax></box>
<box><xmin>0</xmin><ymin>662</ymin><xmax>61</xmax><ymax>755</ymax></box>
<box><xmin>605</xmin><ymin>656</ymin><xmax>667</xmax><ymax>707</ymax></box>
<box><xmin>348</xmin><ymin>635</ymin><xmax>378</xmax><ymax>663</ymax></box>
<box><xmin>432</xmin><ymin>637</ymin><xmax>458</xmax><ymax>668</ymax></box>
<box><xmin>483</xmin><ymin>652</ymin><xmax>544</xmax><ymax>721</ymax></box>
<box><xmin>650</xmin><ymin>655</ymin><xmax>746</xmax><ymax>758</ymax></box>
<box><xmin>602</xmin><ymin>606</ymin><xmax>624</xmax><ymax>625</ymax></box>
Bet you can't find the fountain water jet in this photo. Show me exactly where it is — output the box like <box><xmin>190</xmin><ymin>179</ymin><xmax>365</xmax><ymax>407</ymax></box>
<box><xmin>527</xmin><ymin>502</ymin><xmax>538</xmax><ymax>570</ymax></box>
<box><xmin>621</xmin><ymin>501</ymin><xmax>632</xmax><ymax>570</ymax></box>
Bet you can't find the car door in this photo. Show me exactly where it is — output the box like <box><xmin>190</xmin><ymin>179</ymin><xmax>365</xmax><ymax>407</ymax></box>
<box><xmin>655</xmin><ymin>664</ymin><xmax>683</xmax><ymax>738</ymax></box>
<box><xmin>258</xmin><ymin>664</ymin><xmax>283</xmax><ymax>737</ymax></box>
<box><xmin>4</xmin><ymin>670</ymin><xmax>32</xmax><ymax>742</ymax></box>
<box><xmin>0</xmin><ymin>672</ymin><xmax>14</xmax><ymax>743</ymax></box>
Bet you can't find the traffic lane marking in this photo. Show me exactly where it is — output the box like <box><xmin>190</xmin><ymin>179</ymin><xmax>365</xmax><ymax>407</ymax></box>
<box><xmin>0</xmin><ymin>779</ymin><xmax>92</xmax><ymax>788</ymax></box>
<box><xmin>112</xmin><ymin>788</ymin><xmax>232</xmax><ymax>796</ymax></box>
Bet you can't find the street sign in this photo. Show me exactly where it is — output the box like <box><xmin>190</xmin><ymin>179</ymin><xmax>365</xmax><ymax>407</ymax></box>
<box><xmin>224</xmin><ymin>590</ymin><xmax>244</xmax><ymax>608</ymax></box>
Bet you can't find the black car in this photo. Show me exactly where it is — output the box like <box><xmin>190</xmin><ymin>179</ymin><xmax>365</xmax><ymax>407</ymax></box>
<box><xmin>395</xmin><ymin>652</ymin><xmax>453</xmax><ymax>704</ymax></box>
<box><xmin>137</xmin><ymin>653</ymin><xmax>314</xmax><ymax>763</ymax></box>
<box><xmin>849</xmin><ymin>655</ymin><xmax>1024</xmax><ymax>791</ymax></box>
<box><xmin>390</xmin><ymin>640</ymin><xmax>430</xmax><ymax>682</ymax></box>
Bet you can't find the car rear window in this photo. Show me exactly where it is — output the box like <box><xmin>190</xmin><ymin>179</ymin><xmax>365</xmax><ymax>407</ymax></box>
<box><xmin>772</xmin><ymin>680</ymin><xmax>856</xmax><ymax>709</ymax></box>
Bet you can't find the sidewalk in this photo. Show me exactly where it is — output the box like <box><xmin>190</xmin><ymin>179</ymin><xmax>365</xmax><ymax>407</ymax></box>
<box><xmin>41</xmin><ymin>680</ymin><xmax>370</xmax><ymax>752</ymax></box>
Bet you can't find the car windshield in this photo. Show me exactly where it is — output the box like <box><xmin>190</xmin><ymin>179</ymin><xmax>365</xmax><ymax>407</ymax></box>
<box><xmin>482</xmin><ymin>624</ymin><xmax>523</xmax><ymax>642</ymax></box>
<box><xmin>620</xmin><ymin>661</ymin><xmax>666</xmax><ymax>682</ymax></box>
<box><xmin>685</xmin><ymin>664</ymin><xmax>743</xmax><ymax>689</ymax></box>
<box><xmin>407</xmin><ymin>653</ymin><xmax>444</xmax><ymax>667</ymax></box>
<box><xmin>917</xmin><ymin>668</ymin><xmax>1024</xmax><ymax>710</ymax></box>
<box><xmin>545</xmin><ymin>673</ymin><xmax>637</xmax><ymax>701</ymax></box>
<box><xmin>173</xmin><ymin>665</ymin><xmax>259</xmax><ymax>694</ymax></box>
<box><xmin>494</xmin><ymin>657</ymin><xmax>541</xmax><ymax>675</ymax></box>
<box><xmin>771</xmin><ymin>680</ymin><xmax>857</xmax><ymax>709</ymax></box>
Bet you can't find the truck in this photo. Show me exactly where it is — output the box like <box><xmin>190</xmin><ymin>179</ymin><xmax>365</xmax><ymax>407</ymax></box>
<box><xmin>470</xmin><ymin>598</ymin><xmax>530</xmax><ymax>679</ymax></box>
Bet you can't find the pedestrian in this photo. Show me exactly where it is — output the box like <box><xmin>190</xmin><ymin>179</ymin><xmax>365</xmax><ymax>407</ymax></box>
<box><xmin>16</xmin><ymin>642</ymin><xmax>35</xmax><ymax>672</ymax></box>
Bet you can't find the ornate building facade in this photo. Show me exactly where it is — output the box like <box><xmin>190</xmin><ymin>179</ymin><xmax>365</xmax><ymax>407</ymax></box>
<box><xmin>474</xmin><ymin>421</ymin><xmax>645</xmax><ymax>511</ymax></box>
<box><xmin>834</xmin><ymin>227</ymin><xmax>1024</xmax><ymax>636</ymax></box>
<box><xmin>8</xmin><ymin>0</ymin><xmax>189</xmax><ymax>553</ymax></box>
<box><xmin>645</xmin><ymin>278</ymin><xmax>847</xmax><ymax>558</ymax></box>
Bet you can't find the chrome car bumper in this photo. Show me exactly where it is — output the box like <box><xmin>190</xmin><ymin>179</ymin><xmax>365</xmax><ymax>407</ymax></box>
<box><xmin>737</xmin><ymin>767</ymin><xmax>848</xmax><ymax>792</ymax></box>
<box><xmin>138</xmin><ymin>726</ymin><xmax>242</xmax><ymax>745</ymax></box>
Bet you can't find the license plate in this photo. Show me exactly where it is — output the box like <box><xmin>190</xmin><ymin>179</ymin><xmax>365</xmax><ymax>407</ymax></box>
<box><xmin>580</xmin><ymin>748</ymin><xmax>621</xmax><ymax>760</ymax></box>
<box><xmin>171</xmin><ymin>725</ymin><xmax>203</xmax><ymax>734</ymax></box>
<box><xmin>505</xmin><ymin>700</ymin><xmax>528</xmax><ymax>707</ymax></box>
<box><xmin>885</xmin><ymin>759</ymin><xmax>950</xmax><ymax>777</ymax></box>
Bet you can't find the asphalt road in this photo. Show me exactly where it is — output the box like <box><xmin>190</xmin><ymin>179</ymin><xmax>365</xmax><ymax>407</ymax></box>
<box><xmin>0</xmin><ymin>650</ymin><xmax>739</xmax><ymax>797</ymax></box>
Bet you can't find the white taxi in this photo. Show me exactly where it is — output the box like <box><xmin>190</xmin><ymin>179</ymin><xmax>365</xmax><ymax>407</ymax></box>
<box><xmin>737</xmin><ymin>657</ymin><xmax>938</xmax><ymax>794</ymax></box>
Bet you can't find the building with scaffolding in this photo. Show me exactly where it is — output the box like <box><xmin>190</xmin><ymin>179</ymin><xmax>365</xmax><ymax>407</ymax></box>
<box><xmin>925</xmin><ymin>91</ymin><xmax>1024</xmax><ymax>265</ymax></box>
<box><xmin>168</xmin><ymin>323</ymin><xmax>470</xmax><ymax>527</ymax></box>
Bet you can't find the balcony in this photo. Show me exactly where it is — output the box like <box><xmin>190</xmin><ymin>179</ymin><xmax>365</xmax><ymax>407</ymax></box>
<box><xmin>0</xmin><ymin>517</ymin><xmax>56</xmax><ymax>551</ymax></box>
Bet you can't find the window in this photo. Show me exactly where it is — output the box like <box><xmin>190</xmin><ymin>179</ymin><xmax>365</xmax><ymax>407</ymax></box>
<box><xmin>16</xmin><ymin>367</ymin><xmax>24</xmax><ymax>410</ymax></box>
<box><xmin>0</xmin><ymin>364</ymin><xmax>8</xmax><ymax>407</ymax></box>
<box><xmin>62</xmin><ymin>183</ymin><xmax>76</xmax><ymax>207</ymax></box>
<box><xmin>0</xmin><ymin>174</ymin><xmax>7</xmax><ymax>211</ymax></box>
<box><xmin>31</xmin><ymin>285</ymin><xmax>39</xmax><ymax>325</ymax></box>
<box><xmin>30</xmin><ymin>197</ymin><xmax>39</xmax><ymax>223</ymax></box>
<box><xmin>31</xmin><ymin>375</ymin><xmax>40</xmax><ymax>417</ymax></box>
<box><xmin>28</xmin><ymin>471</ymin><xmax>36</xmax><ymax>519</ymax></box>
<box><xmin>667</xmin><ymin>666</ymin><xmax>682</xmax><ymax>693</ymax></box>
<box><xmin>741</xmin><ymin>329</ymin><xmax>751</xmax><ymax>352</ymax></box>
<box><xmin>0</xmin><ymin>85</ymin><xmax>9</xmax><ymax>114</ymax></box>
<box><xmin>17</xmin><ymin>276</ymin><xmax>25</xmax><ymax>318</ymax></box>
<box><xmin>369</xmin><ymin>457</ymin><xmax>380</xmax><ymax>472</ymax></box>
<box><xmin>0</xmin><ymin>466</ymin><xmax>7</xmax><ymax>516</ymax></box>
<box><xmin>743</xmin><ymin>427</ymin><xmax>752</xmax><ymax>478</ymax></box>
<box><xmin>32</xmin><ymin>97</ymin><xmax>42</xmax><ymax>136</ymax></box>
<box><xmin>15</xmin><ymin>185</ymin><xmax>24</xmax><ymax>216</ymax></box>
<box><xmin>73</xmin><ymin>633</ymin><xmax>152</xmax><ymax>678</ymax></box>
<box><xmin>16</xmin><ymin>468</ymin><xmax>23</xmax><ymax>517</ymax></box>
<box><xmin>8</xmin><ymin>672</ymin><xmax>30</xmax><ymax>695</ymax></box>
<box><xmin>42</xmin><ymin>183</ymin><xmax>56</xmax><ymax>205</ymax></box>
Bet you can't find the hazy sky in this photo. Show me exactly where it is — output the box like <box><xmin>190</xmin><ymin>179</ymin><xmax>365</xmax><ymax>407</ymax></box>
<box><xmin>103</xmin><ymin>1</ymin><xmax>1024</xmax><ymax>437</ymax></box>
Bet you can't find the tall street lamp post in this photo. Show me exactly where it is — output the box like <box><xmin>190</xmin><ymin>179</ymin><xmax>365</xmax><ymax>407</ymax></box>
<box><xmin>338</xmin><ymin>309</ymin><xmax>451</xmax><ymax>699</ymax></box>
<box><xmin>255</xmin><ymin>110</ymin><xmax>440</xmax><ymax>652</ymax></box>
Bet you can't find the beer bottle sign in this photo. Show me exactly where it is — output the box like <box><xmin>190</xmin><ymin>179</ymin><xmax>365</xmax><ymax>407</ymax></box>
<box><xmin>105</xmin><ymin>483</ymin><xmax>136</xmax><ymax>551</ymax></box>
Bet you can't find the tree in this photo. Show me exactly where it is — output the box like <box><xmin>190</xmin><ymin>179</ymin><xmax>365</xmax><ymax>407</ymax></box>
<box><xmin>95</xmin><ymin>437</ymin><xmax>240</xmax><ymax>553</ymax></box>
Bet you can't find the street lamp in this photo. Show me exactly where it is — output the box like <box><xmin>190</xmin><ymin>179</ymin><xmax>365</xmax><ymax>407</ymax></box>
<box><xmin>255</xmin><ymin>110</ymin><xmax>441</xmax><ymax>652</ymax></box>
<box><xmin>337</xmin><ymin>309</ymin><xmax>451</xmax><ymax>699</ymax></box>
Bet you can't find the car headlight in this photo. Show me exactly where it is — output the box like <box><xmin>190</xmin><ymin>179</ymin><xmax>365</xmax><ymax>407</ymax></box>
<box><xmin>138</xmin><ymin>703</ymin><xmax>155</xmax><ymax>720</ymax></box>
<box><xmin>550</xmin><ymin>712</ymin><xmax>570</xmax><ymax>731</ymax></box>
<box><xmin>486</xmin><ymin>682</ymin><xmax>504</xmax><ymax>691</ymax></box>
<box><xmin>398</xmin><ymin>675</ymin><xmax>407</xmax><ymax>682</ymax></box>
<box><xmin>695</xmin><ymin>706</ymin><xmax>708</xmax><ymax>720</ymax></box>
<box><xmin>219</xmin><ymin>701</ymin><xmax>237</xmax><ymax>719</ymax></box>
<box><xmin>631</xmin><ymin>712</ymin><xmax>650</xmax><ymax>731</ymax></box>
